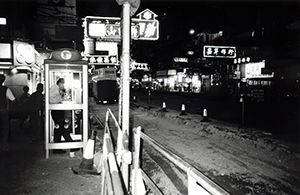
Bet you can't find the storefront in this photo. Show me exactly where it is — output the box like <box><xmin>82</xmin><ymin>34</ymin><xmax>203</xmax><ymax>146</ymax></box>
<box><xmin>0</xmin><ymin>40</ymin><xmax>43</xmax><ymax>99</ymax></box>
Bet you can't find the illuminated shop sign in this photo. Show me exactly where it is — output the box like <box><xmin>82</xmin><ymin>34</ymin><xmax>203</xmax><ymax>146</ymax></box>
<box><xmin>85</xmin><ymin>55</ymin><xmax>118</xmax><ymax>65</ymax></box>
<box><xmin>203</xmin><ymin>45</ymin><xmax>236</xmax><ymax>58</ymax></box>
<box><xmin>86</xmin><ymin>18</ymin><xmax>158</xmax><ymax>40</ymax></box>
<box><xmin>247</xmin><ymin>79</ymin><xmax>272</xmax><ymax>86</ymax></box>
<box><xmin>244</xmin><ymin>61</ymin><xmax>274</xmax><ymax>78</ymax></box>
<box><xmin>13</xmin><ymin>41</ymin><xmax>35</xmax><ymax>66</ymax></box>
<box><xmin>174</xmin><ymin>57</ymin><xmax>188</xmax><ymax>63</ymax></box>
<box><xmin>130</xmin><ymin>61</ymin><xmax>149</xmax><ymax>72</ymax></box>
<box><xmin>0</xmin><ymin>43</ymin><xmax>11</xmax><ymax>59</ymax></box>
<box><xmin>0</xmin><ymin>17</ymin><xmax>6</xmax><ymax>25</ymax></box>
<box><xmin>167</xmin><ymin>69</ymin><xmax>176</xmax><ymax>75</ymax></box>
<box><xmin>84</xmin><ymin>9</ymin><xmax>159</xmax><ymax>40</ymax></box>
<box><xmin>95</xmin><ymin>42</ymin><xmax>118</xmax><ymax>56</ymax></box>
<box><xmin>83</xmin><ymin>42</ymin><xmax>118</xmax><ymax>65</ymax></box>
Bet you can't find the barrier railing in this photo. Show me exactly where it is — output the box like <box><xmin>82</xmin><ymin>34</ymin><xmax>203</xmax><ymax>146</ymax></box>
<box><xmin>132</xmin><ymin>126</ymin><xmax>231</xmax><ymax>195</ymax></box>
<box><xmin>101</xmin><ymin>108</ymin><xmax>131</xmax><ymax>195</ymax></box>
<box><xmin>101</xmin><ymin>133</ymin><xmax>125</xmax><ymax>195</ymax></box>
<box><xmin>100</xmin><ymin>108</ymin><xmax>230</xmax><ymax>194</ymax></box>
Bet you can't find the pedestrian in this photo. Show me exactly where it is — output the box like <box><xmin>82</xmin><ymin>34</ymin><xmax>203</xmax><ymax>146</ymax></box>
<box><xmin>29</xmin><ymin>83</ymin><xmax>44</xmax><ymax>142</ymax></box>
<box><xmin>49</xmin><ymin>78</ymin><xmax>76</xmax><ymax>154</ymax></box>
<box><xmin>19</xmin><ymin>85</ymin><xmax>30</xmax><ymax>131</ymax></box>
<box><xmin>0</xmin><ymin>74</ymin><xmax>16</xmax><ymax>150</ymax></box>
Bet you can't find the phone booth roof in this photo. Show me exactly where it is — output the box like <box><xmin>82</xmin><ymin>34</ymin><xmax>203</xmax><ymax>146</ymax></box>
<box><xmin>44</xmin><ymin>48</ymin><xmax>87</xmax><ymax>65</ymax></box>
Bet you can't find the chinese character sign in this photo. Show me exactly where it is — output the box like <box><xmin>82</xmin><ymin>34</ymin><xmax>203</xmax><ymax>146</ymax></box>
<box><xmin>84</xmin><ymin>9</ymin><xmax>159</xmax><ymax>41</ymax></box>
<box><xmin>132</xmin><ymin>19</ymin><xmax>159</xmax><ymax>40</ymax></box>
<box><xmin>102</xmin><ymin>20</ymin><xmax>158</xmax><ymax>40</ymax></box>
<box><xmin>203</xmin><ymin>45</ymin><xmax>236</xmax><ymax>58</ymax></box>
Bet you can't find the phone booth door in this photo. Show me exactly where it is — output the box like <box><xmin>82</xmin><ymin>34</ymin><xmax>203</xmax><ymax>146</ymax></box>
<box><xmin>44</xmin><ymin>49</ymin><xmax>88</xmax><ymax>158</ymax></box>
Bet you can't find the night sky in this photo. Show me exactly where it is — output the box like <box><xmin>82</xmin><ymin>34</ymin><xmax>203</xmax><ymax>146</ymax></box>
<box><xmin>76</xmin><ymin>0</ymin><xmax>300</xmax><ymax>37</ymax></box>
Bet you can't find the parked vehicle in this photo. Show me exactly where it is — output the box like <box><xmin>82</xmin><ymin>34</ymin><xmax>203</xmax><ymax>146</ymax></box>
<box><xmin>91</xmin><ymin>68</ymin><xmax>118</xmax><ymax>104</ymax></box>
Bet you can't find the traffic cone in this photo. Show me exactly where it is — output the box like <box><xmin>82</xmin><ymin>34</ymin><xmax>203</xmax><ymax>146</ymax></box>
<box><xmin>180</xmin><ymin>104</ymin><xmax>187</xmax><ymax>115</ymax></box>
<box><xmin>161</xmin><ymin>101</ymin><xmax>168</xmax><ymax>112</ymax></box>
<box><xmin>201</xmin><ymin>108</ymin><xmax>210</xmax><ymax>122</ymax></box>
<box><xmin>72</xmin><ymin>131</ymin><xmax>100</xmax><ymax>175</ymax></box>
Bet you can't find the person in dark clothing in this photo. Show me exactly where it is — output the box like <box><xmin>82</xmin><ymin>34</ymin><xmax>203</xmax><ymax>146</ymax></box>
<box><xmin>19</xmin><ymin>85</ymin><xmax>30</xmax><ymax>130</ymax></box>
<box><xmin>20</xmin><ymin>86</ymin><xmax>30</xmax><ymax>105</ymax></box>
<box><xmin>0</xmin><ymin>74</ymin><xmax>15</xmax><ymax>150</ymax></box>
<box><xmin>29</xmin><ymin>83</ymin><xmax>44</xmax><ymax>142</ymax></box>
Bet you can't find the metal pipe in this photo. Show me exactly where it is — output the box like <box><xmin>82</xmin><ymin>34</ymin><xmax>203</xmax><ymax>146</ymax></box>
<box><xmin>106</xmin><ymin>108</ymin><xmax>123</xmax><ymax>159</ymax></box>
<box><xmin>139</xmin><ymin>132</ymin><xmax>230</xmax><ymax>195</ymax></box>
<box><xmin>103</xmin><ymin>159</ymin><xmax>114</xmax><ymax>195</ymax></box>
<box><xmin>140</xmin><ymin>169</ymin><xmax>164</xmax><ymax>195</ymax></box>
<box><xmin>108</xmin><ymin>153</ymin><xmax>125</xmax><ymax>195</ymax></box>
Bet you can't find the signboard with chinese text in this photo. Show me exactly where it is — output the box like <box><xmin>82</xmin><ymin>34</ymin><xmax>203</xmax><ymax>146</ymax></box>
<box><xmin>244</xmin><ymin>61</ymin><xmax>274</xmax><ymax>79</ymax></box>
<box><xmin>83</xmin><ymin>55</ymin><xmax>118</xmax><ymax>65</ymax></box>
<box><xmin>247</xmin><ymin>78</ymin><xmax>273</xmax><ymax>102</ymax></box>
<box><xmin>83</xmin><ymin>41</ymin><xmax>118</xmax><ymax>65</ymax></box>
<box><xmin>247</xmin><ymin>79</ymin><xmax>272</xmax><ymax>86</ymax></box>
<box><xmin>84</xmin><ymin>9</ymin><xmax>159</xmax><ymax>40</ymax></box>
<box><xmin>203</xmin><ymin>45</ymin><xmax>236</xmax><ymax>58</ymax></box>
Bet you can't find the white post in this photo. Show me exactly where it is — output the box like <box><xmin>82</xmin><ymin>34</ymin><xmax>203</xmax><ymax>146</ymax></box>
<box><xmin>121</xmin><ymin>1</ymin><xmax>131</xmax><ymax>139</ymax></box>
<box><xmin>45</xmin><ymin>63</ymin><xmax>50</xmax><ymax>158</ymax></box>
<box><xmin>121</xmin><ymin>1</ymin><xmax>131</xmax><ymax>191</ymax></box>
<box><xmin>133</xmin><ymin>126</ymin><xmax>141</xmax><ymax>195</ymax></box>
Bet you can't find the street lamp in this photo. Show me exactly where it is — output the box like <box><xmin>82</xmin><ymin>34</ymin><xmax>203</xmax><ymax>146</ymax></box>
<box><xmin>189</xmin><ymin>29</ymin><xmax>195</xmax><ymax>35</ymax></box>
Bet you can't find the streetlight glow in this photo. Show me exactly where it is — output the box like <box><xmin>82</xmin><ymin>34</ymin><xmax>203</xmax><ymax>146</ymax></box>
<box><xmin>189</xmin><ymin>29</ymin><xmax>195</xmax><ymax>35</ymax></box>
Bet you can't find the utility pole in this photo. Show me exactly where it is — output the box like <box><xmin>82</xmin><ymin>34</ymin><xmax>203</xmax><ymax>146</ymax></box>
<box><xmin>121</xmin><ymin>1</ymin><xmax>131</xmax><ymax>144</ymax></box>
<box><xmin>121</xmin><ymin>1</ymin><xmax>131</xmax><ymax>191</ymax></box>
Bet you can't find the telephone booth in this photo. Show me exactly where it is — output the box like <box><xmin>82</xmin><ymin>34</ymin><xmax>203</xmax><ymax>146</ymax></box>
<box><xmin>44</xmin><ymin>48</ymin><xmax>88</xmax><ymax>158</ymax></box>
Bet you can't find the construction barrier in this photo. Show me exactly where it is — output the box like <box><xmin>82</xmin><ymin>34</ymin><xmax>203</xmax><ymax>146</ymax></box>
<box><xmin>98</xmin><ymin>108</ymin><xmax>230</xmax><ymax>195</ymax></box>
<box><xmin>132</xmin><ymin>126</ymin><xmax>230</xmax><ymax>195</ymax></box>
<box><xmin>100</xmin><ymin>108</ymin><xmax>131</xmax><ymax>195</ymax></box>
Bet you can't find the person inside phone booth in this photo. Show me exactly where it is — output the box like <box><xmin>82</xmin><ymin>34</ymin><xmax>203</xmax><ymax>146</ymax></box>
<box><xmin>49</xmin><ymin>78</ymin><xmax>76</xmax><ymax>154</ymax></box>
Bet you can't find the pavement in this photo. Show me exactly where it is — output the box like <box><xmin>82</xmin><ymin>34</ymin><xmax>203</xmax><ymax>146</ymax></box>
<box><xmin>0</xmin><ymin>118</ymin><xmax>102</xmax><ymax>195</ymax></box>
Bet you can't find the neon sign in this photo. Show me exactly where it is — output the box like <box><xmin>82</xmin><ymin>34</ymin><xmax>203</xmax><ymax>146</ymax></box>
<box><xmin>203</xmin><ymin>45</ymin><xmax>236</xmax><ymax>58</ymax></box>
<box><xmin>84</xmin><ymin>9</ymin><xmax>159</xmax><ymax>41</ymax></box>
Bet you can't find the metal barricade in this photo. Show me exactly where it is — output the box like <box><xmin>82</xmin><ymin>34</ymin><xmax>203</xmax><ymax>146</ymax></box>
<box><xmin>100</xmin><ymin>108</ymin><xmax>130</xmax><ymax>195</ymax></box>
<box><xmin>132</xmin><ymin>126</ymin><xmax>231</xmax><ymax>195</ymax></box>
<box><xmin>100</xmin><ymin>108</ymin><xmax>230</xmax><ymax>194</ymax></box>
<box><xmin>101</xmin><ymin>133</ymin><xmax>125</xmax><ymax>195</ymax></box>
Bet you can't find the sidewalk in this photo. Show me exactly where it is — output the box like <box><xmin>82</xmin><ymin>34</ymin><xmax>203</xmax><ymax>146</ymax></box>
<box><xmin>0</xmin><ymin>119</ymin><xmax>101</xmax><ymax>195</ymax></box>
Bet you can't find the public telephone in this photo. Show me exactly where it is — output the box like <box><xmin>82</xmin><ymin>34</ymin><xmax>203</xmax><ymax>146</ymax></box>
<box><xmin>44</xmin><ymin>48</ymin><xmax>89</xmax><ymax>158</ymax></box>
